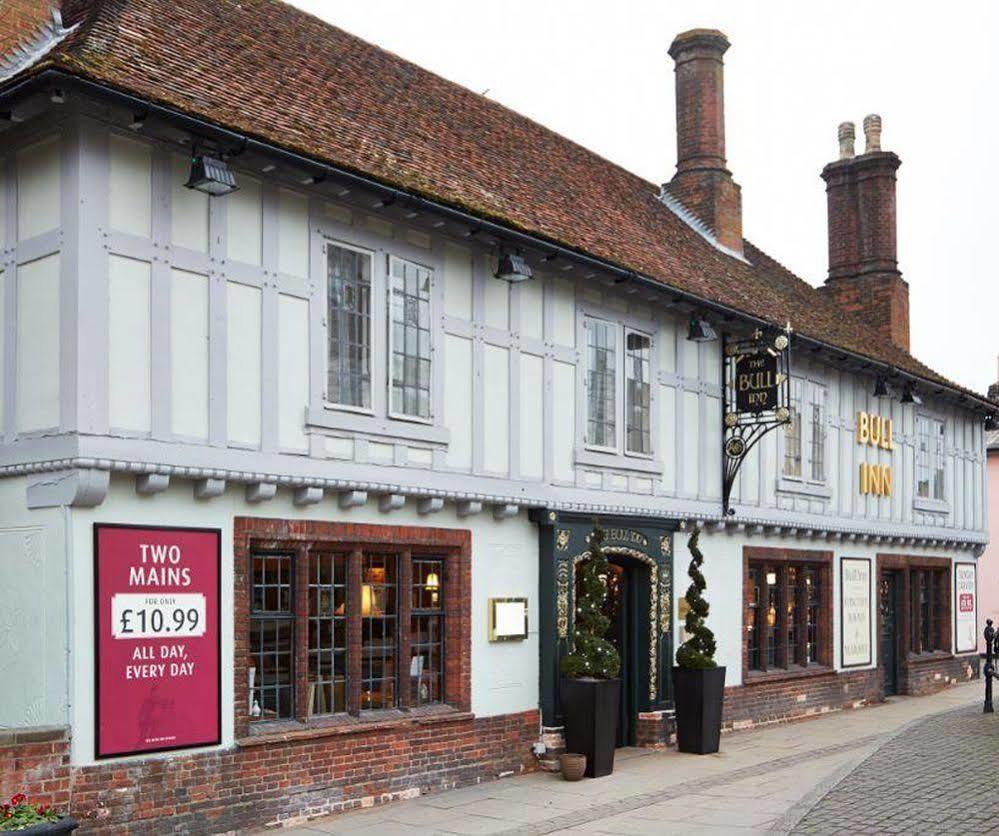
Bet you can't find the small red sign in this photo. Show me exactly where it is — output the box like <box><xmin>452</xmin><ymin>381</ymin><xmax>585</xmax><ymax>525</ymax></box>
<box><xmin>959</xmin><ymin>593</ymin><xmax>974</xmax><ymax>613</ymax></box>
<box><xmin>95</xmin><ymin>524</ymin><xmax>220</xmax><ymax>758</ymax></box>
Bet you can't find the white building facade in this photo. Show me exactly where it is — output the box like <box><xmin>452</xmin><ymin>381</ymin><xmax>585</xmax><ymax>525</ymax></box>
<box><xmin>0</xmin><ymin>6</ymin><xmax>990</xmax><ymax>832</ymax></box>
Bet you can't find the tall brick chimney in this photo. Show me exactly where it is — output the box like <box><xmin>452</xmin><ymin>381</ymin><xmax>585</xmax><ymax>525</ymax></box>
<box><xmin>665</xmin><ymin>29</ymin><xmax>743</xmax><ymax>256</ymax></box>
<box><xmin>820</xmin><ymin>115</ymin><xmax>910</xmax><ymax>351</ymax></box>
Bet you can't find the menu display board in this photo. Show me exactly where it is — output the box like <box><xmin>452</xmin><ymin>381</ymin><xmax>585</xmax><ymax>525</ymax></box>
<box><xmin>954</xmin><ymin>563</ymin><xmax>977</xmax><ymax>654</ymax></box>
<box><xmin>840</xmin><ymin>558</ymin><xmax>872</xmax><ymax>668</ymax></box>
<box><xmin>94</xmin><ymin>524</ymin><xmax>220</xmax><ymax>759</ymax></box>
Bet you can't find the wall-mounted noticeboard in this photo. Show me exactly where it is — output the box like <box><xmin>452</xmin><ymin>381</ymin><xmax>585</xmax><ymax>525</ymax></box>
<box><xmin>94</xmin><ymin>524</ymin><xmax>221</xmax><ymax>759</ymax></box>
<box><xmin>489</xmin><ymin>597</ymin><xmax>528</xmax><ymax>641</ymax></box>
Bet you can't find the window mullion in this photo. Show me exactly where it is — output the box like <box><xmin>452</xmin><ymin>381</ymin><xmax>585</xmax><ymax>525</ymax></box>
<box><xmin>777</xmin><ymin>565</ymin><xmax>789</xmax><ymax>669</ymax></box>
<box><xmin>294</xmin><ymin>544</ymin><xmax>310</xmax><ymax>721</ymax></box>
<box><xmin>347</xmin><ymin>547</ymin><xmax>363</xmax><ymax>716</ymax></box>
<box><xmin>399</xmin><ymin>550</ymin><xmax>413</xmax><ymax>711</ymax></box>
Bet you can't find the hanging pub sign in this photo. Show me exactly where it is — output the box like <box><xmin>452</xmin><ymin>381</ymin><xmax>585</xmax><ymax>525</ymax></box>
<box><xmin>94</xmin><ymin>524</ymin><xmax>221</xmax><ymax>759</ymax></box>
<box><xmin>722</xmin><ymin>326</ymin><xmax>792</xmax><ymax>514</ymax></box>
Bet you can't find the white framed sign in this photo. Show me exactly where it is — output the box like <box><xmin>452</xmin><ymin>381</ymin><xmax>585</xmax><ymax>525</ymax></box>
<box><xmin>489</xmin><ymin>597</ymin><xmax>528</xmax><ymax>641</ymax></box>
<box><xmin>840</xmin><ymin>557</ymin><xmax>872</xmax><ymax>668</ymax></box>
<box><xmin>954</xmin><ymin>563</ymin><xmax>977</xmax><ymax>654</ymax></box>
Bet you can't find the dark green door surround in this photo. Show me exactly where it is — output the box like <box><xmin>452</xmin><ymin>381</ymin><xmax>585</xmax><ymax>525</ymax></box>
<box><xmin>531</xmin><ymin>510</ymin><xmax>676</xmax><ymax>729</ymax></box>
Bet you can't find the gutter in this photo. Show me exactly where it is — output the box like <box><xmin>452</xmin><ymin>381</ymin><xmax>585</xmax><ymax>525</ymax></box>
<box><xmin>2</xmin><ymin>69</ymin><xmax>993</xmax><ymax>415</ymax></box>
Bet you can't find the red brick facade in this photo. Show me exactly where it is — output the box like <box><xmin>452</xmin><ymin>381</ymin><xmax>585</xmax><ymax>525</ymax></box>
<box><xmin>2</xmin><ymin>712</ymin><xmax>539</xmax><ymax>833</ymax></box>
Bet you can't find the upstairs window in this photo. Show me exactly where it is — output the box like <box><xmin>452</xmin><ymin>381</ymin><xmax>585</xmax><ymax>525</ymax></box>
<box><xmin>625</xmin><ymin>331</ymin><xmax>652</xmax><ymax>455</ymax></box>
<box><xmin>389</xmin><ymin>257</ymin><xmax>433</xmax><ymax>420</ymax></box>
<box><xmin>326</xmin><ymin>243</ymin><xmax>372</xmax><ymax>410</ymax></box>
<box><xmin>916</xmin><ymin>416</ymin><xmax>946</xmax><ymax>501</ymax></box>
<box><xmin>586</xmin><ymin>318</ymin><xmax>617</xmax><ymax>449</ymax></box>
<box><xmin>783</xmin><ymin>379</ymin><xmax>827</xmax><ymax>484</ymax></box>
<box><xmin>585</xmin><ymin>318</ymin><xmax>653</xmax><ymax>456</ymax></box>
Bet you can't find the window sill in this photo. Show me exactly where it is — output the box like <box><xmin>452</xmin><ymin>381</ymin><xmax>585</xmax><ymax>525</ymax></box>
<box><xmin>906</xmin><ymin>650</ymin><xmax>953</xmax><ymax>664</ymax></box>
<box><xmin>744</xmin><ymin>664</ymin><xmax>834</xmax><ymax>686</ymax></box>
<box><xmin>776</xmin><ymin>477</ymin><xmax>832</xmax><ymax>499</ymax></box>
<box><xmin>575</xmin><ymin>447</ymin><xmax>663</xmax><ymax>476</ymax></box>
<box><xmin>238</xmin><ymin>704</ymin><xmax>471</xmax><ymax>747</ymax></box>
<box><xmin>307</xmin><ymin>407</ymin><xmax>450</xmax><ymax>446</ymax></box>
<box><xmin>913</xmin><ymin>497</ymin><xmax>949</xmax><ymax>514</ymax></box>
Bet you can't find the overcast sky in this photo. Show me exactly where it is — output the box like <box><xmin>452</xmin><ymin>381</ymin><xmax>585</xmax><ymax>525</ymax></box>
<box><xmin>291</xmin><ymin>0</ymin><xmax>999</xmax><ymax>394</ymax></box>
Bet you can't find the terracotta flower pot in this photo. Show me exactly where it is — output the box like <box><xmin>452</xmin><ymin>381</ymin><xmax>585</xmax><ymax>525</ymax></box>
<box><xmin>559</xmin><ymin>752</ymin><xmax>586</xmax><ymax>781</ymax></box>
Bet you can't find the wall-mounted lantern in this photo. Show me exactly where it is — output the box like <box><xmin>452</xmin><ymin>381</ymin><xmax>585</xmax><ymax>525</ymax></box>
<box><xmin>687</xmin><ymin>314</ymin><xmax>717</xmax><ymax>342</ymax></box>
<box><xmin>494</xmin><ymin>250</ymin><xmax>533</xmax><ymax>283</ymax></box>
<box><xmin>185</xmin><ymin>154</ymin><xmax>239</xmax><ymax>196</ymax></box>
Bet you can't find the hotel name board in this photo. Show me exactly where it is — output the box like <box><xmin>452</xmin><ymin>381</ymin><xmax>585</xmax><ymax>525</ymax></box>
<box><xmin>856</xmin><ymin>411</ymin><xmax>894</xmax><ymax>497</ymax></box>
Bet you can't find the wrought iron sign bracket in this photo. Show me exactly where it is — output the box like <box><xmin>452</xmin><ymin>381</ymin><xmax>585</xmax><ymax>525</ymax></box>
<box><xmin>721</xmin><ymin>326</ymin><xmax>792</xmax><ymax>516</ymax></box>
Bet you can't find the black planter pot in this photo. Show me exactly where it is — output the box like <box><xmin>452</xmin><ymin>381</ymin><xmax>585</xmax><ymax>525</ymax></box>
<box><xmin>672</xmin><ymin>666</ymin><xmax>726</xmax><ymax>754</ymax></box>
<box><xmin>15</xmin><ymin>818</ymin><xmax>79</xmax><ymax>835</ymax></box>
<box><xmin>560</xmin><ymin>677</ymin><xmax>620</xmax><ymax>778</ymax></box>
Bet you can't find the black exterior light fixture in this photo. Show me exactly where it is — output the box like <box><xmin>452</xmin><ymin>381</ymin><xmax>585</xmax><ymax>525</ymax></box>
<box><xmin>986</xmin><ymin>414</ymin><xmax>998</xmax><ymax>431</ymax></box>
<box><xmin>900</xmin><ymin>383</ymin><xmax>923</xmax><ymax>405</ymax></box>
<box><xmin>873</xmin><ymin>376</ymin><xmax>896</xmax><ymax>399</ymax></box>
<box><xmin>185</xmin><ymin>153</ymin><xmax>239</xmax><ymax>196</ymax></box>
<box><xmin>494</xmin><ymin>249</ymin><xmax>533</xmax><ymax>283</ymax></box>
<box><xmin>687</xmin><ymin>314</ymin><xmax>717</xmax><ymax>342</ymax></box>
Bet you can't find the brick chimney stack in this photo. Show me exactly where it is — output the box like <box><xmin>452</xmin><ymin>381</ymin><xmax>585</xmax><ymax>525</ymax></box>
<box><xmin>665</xmin><ymin>29</ymin><xmax>743</xmax><ymax>256</ymax></box>
<box><xmin>820</xmin><ymin>115</ymin><xmax>910</xmax><ymax>351</ymax></box>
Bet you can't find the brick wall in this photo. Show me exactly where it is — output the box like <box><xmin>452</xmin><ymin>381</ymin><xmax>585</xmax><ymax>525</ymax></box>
<box><xmin>723</xmin><ymin>668</ymin><xmax>881</xmax><ymax>730</ymax></box>
<box><xmin>3</xmin><ymin>710</ymin><xmax>539</xmax><ymax>834</ymax></box>
<box><xmin>905</xmin><ymin>653</ymin><xmax>979</xmax><ymax>696</ymax></box>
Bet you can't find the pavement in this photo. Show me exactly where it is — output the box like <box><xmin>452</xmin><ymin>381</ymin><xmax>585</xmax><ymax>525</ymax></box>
<box><xmin>269</xmin><ymin>681</ymin><xmax>986</xmax><ymax>835</ymax></box>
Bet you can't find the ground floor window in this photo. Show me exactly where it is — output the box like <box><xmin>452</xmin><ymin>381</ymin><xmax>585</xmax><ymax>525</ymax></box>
<box><xmin>908</xmin><ymin>567</ymin><xmax>949</xmax><ymax>654</ymax></box>
<box><xmin>744</xmin><ymin>548</ymin><xmax>831</xmax><ymax>676</ymax></box>
<box><xmin>237</xmin><ymin>519</ymin><xmax>469</xmax><ymax>735</ymax></box>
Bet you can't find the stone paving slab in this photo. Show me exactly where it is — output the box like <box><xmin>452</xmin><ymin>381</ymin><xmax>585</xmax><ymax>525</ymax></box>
<box><xmin>270</xmin><ymin>682</ymin><xmax>982</xmax><ymax>836</ymax></box>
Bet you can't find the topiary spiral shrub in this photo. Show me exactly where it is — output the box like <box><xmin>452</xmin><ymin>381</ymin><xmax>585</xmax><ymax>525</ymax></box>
<box><xmin>560</xmin><ymin>525</ymin><xmax>621</xmax><ymax>680</ymax></box>
<box><xmin>675</xmin><ymin>530</ymin><xmax>717</xmax><ymax>669</ymax></box>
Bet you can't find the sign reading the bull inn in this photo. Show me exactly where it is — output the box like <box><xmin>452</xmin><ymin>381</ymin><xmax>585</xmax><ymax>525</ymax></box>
<box><xmin>721</xmin><ymin>327</ymin><xmax>792</xmax><ymax>514</ymax></box>
<box><xmin>94</xmin><ymin>524</ymin><xmax>221</xmax><ymax>759</ymax></box>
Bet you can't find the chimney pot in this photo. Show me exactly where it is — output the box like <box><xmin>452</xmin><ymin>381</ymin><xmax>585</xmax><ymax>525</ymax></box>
<box><xmin>838</xmin><ymin>122</ymin><xmax>855</xmax><ymax>159</ymax></box>
<box><xmin>863</xmin><ymin>114</ymin><xmax>882</xmax><ymax>153</ymax></box>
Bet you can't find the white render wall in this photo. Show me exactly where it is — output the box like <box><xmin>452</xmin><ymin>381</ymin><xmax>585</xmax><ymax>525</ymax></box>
<box><xmin>0</xmin><ymin>477</ymin><xmax>69</xmax><ymax>728</ymax></box>
<box><xmin>65</xmin><ymin>475</ymin><xmax>540</xmax><ymax>766</ymax></box>
<box><xmin>0</xmin><ymin>116</ymin><xmax>986</xmax><ymax>543</ymax></box>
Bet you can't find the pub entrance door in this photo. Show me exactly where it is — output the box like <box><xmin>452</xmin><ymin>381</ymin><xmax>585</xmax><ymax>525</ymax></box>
<box><xmin>599</xmin><ymin>557</ymin><xmax>653</xmax><ymax>747</ymax></box>
<box><xmin>880</xmin><ymin>571</ymin><xmax>901</xmax><ymax>696</ymax></box>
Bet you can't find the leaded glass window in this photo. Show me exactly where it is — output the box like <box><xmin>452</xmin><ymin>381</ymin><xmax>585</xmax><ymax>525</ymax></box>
<box><xmin>361</xmin><ymin>554</ymin><xmax>398</xmax><ymax>710</ymax></box>
<box><xmin>586</xmin><ymin>319</ymin><xmax>617</xmax><ymax>448</ymax></box>
<box><xmin>389</xmin><ymin>257</ymin><xmax>432</xmax><ymax>420</ymax></box>
<box><xmin>783</xmin><ymin>380</ymin><xmax>802</xmax><ymax>478</ymax></box>
<box><xmin>250</xmin><ymin>553</ymin><xmax>295</xmax><ymax>720</ymax></box>
<box><xmin>625</xmin><ymin>330</ymin><xmax>651</xmax><ymax>455</ymax></box>
<box><xmin>411</xmin><ymin>558</ymin><xmax>444</xmax><ymax>707</ymax></box>
<box><xmin>810</xmin><ymin>388</ymin><xmax>826</xmax><ymax>482</ymax></box>
<box><xmin>326</xmin><ymin>243</ymin><xmax>372</xmax><ymax>409</ymax></box>
<box><xmin>307</xmin><ymin>552</ymin><xmax>347</xmax><ymax>716</ymax></box>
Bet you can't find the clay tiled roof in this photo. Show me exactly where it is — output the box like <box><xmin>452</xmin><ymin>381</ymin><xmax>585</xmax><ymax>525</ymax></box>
<box><xmin>0</xmin><ymin>0</ymin><xmax>986</xmax><ymax>403</ymax></box>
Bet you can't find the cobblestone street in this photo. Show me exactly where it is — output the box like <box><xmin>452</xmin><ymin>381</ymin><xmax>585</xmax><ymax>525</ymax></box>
<box><xmin>792</xmin><ymin>703</ymin><xmax>999</xmax><ymax>834</ymax></box>
<box><xmin>275</xmin><ymin>681</ymin><xmax>991</xmax><ymax>835</ymax></box>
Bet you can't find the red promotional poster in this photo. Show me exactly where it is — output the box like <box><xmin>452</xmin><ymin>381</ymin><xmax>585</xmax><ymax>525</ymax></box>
<box><xmin>94</xmin><ymin>524</ymin><xmax>221</xmax><ymax>759</ymax></box>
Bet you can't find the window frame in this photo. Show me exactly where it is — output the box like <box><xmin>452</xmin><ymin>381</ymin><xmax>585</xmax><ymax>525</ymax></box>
<box><xmin>914</xmin><ymin>414</ymin><xmax>948</xmax><ymax>507</ymax></box>
<box><xmin>742</xmin><ymin>547</ymin><xmax>833</xmax><ymax>682</ymax></box>
<box><xmin>386</xmin><ymin>254</ymin><xmax>435</xmax><ymax>425</ymax></box>
<box><xmin>780</xmin><ymin>378</ymin><xmax>828</xmax><ymax>488</ymax></box>
<box><xmin>323</xmin><ymin>238</ymin><xmax>376</xmax><ymax>415</ymax></box>
<box><xmin>580</xmin><ymin>312</ymin><xmax>657</xmax><ymax>463</ymax></box>
<box><xmin>235</xmin><ymin>519</ymin><xmax>471</xmax><ymax>741</ymax></box>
